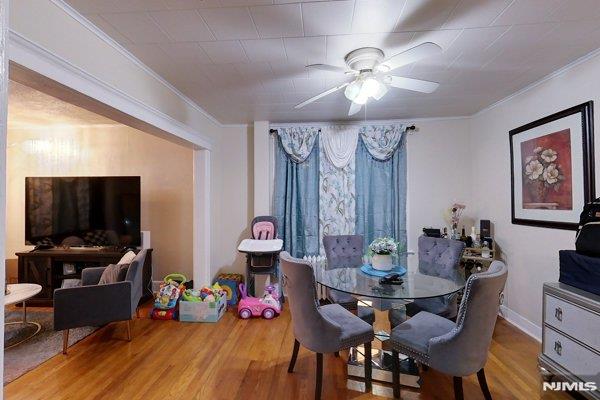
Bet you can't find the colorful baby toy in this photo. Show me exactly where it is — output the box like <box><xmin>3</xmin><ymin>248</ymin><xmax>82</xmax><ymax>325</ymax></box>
<box><xmin>151</xmin><ymin>273</ymin><xmax>187</xmax><ymax>320</ymax></box>
<box><xmin>237</xmin><ymin>283</ymin><xmax>281</xmax><ymax>319</ymax></box>
<box><xmin>181</xmin><ymin>283</ymin><xmax>227</xmax><ymax>303</ymax></box>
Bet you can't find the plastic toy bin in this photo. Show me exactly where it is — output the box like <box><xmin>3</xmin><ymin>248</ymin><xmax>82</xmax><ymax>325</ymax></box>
<box><xmin>179</xmin><ymin>292</ymin><xmax>227</xmax><ymax>322</ymax></box>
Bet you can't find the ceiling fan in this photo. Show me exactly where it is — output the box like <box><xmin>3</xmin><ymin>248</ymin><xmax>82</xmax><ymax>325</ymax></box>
<box><xmin>294</xmin><ymin>42</ymin><xmax>443</xmax><ymax>116</ymax></box>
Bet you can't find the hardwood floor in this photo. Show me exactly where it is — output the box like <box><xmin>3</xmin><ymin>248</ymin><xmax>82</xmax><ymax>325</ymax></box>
<box><xmin>5</xmin><ymin>306</ymin><xmax>570</xmax><ymax>400</ymax></box>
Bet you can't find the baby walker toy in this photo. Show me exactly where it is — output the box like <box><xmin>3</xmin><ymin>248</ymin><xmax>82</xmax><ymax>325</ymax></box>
<box><xmin>237</xmin><ymin>283</ymin><xmax>281</xmax><ymax>320</ymax></box>
<box><xmin>151</xmin><ymin>273</ymin><xmax>187</xmax><ymax>320</ymax></box>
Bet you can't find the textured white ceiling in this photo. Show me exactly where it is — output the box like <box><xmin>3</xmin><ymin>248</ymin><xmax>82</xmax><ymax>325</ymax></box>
<box><xmin>65</xmin><ymin>0</ymin><xmax>600</xmax><ymax>124</ymax></box>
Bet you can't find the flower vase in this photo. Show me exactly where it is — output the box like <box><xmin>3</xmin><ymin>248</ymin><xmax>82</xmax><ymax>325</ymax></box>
<box><xmin>372</xmin><ymin>254</ymin><xmax>393</xmax><ymax>271</ymax></box>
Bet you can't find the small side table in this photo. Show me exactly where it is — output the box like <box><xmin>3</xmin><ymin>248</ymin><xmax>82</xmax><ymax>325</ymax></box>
<box><xmin>5</xmin><ymin>283</ymin><xmax>42</xmax><ymax>349</ymax></box>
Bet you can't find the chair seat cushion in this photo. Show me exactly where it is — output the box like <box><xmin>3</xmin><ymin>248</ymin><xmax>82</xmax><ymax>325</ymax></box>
<box><xmin>391</xmin><ymin>311</ymin><xmax>455</xmax><ymax>360</ymax></box>
<box><xmin>406</xmin><ymin>296</ymin><xmax>456</xmax><ymax>318</ymax></box>
<box><xmin>320</xmin><ymin>304</ymin><xmax>374</xmax><ymax>349</ymax></box>
<box><xmin>328</xmin><ymin>289</ymin><xmax>358</xmax><ymax>308</ymax></box>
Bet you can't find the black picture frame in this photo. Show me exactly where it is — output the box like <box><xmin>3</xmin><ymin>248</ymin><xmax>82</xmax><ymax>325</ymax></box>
<box><xmin>509</xmin><ymin>101</ymin><xmax>595</xmax><ymax>230</ymax></box>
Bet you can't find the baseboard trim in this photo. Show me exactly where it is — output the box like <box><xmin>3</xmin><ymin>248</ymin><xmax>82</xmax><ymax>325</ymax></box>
<box><xmin>499</xmin><ymin>305</ymin><xmax>542</xmax><ymax>342</ymax></box>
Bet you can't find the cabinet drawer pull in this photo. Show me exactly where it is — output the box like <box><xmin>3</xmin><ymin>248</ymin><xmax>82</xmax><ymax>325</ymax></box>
<box><xmin>554</xmin><ymin>340</ymin><xmax>562</xmax><ymax>356</ymax></box>
<box><xmin>554</xmin><ymin>307</ymin><xmax>563</xmax><ymax>321</ymax></box>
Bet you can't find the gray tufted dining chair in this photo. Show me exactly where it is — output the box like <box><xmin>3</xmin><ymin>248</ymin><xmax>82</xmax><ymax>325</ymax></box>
<box><xmin>389</xmin><ymin>236</ymin><xmax>465</xmax><ymax>327</ymax></box>
<box><xmin>389</xmin><ymin>261</ymin><xmax>508</xmax><ymax>399</ymax></box>
<box><xmin>323</xmin><ymin>235</ymin><xmax>375</xmax><ymax>325</ymax></box>
<box><xmin>280</xmin><ymin>252</ymin><xmax>375</xmax><ymax>400</ymax></box>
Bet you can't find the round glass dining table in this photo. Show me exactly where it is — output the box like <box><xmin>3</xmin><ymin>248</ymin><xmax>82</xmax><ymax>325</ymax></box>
<box><xmin>314</xmin><ymin>264</ymin><xmax>466</xmax><ymax>301</ymax></box>
<box><xmin>312</xmin><ymin>261</ymin><xmax>466</xmax><ymax>397</ymax></box>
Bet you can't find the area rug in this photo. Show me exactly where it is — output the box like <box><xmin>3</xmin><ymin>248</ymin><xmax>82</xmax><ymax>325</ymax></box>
<box><xmin>4</xmin><ymin>308</ymin><xmax>98</xmax><ymax>384</ymax></box>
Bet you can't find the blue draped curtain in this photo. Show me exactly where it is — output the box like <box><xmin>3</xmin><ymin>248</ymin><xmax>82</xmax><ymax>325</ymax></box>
<box><xmin>355</xmin><ymin>133</ymin><xmax>407</xmax><ymax>254</ymax></box>
<box><xmin>273</xmin><ymin>131</ymin><xmax>320</xmax><ymax>258</ymax></box>
<box><xmin>273</xmin><ymin>124</ymin><xmax>406</xmax><ymax>260</ymax></box>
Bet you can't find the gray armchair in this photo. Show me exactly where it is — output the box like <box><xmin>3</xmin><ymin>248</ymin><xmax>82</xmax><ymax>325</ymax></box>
<box><xmin>323</xmin><ymin>235</ymin><xmax>374</xmax><ymax>325</ymax></box>
<box><xmin>389</xmin><ymin>236</ymin><xmax>465</xmax><ymax>327</ymax></box>
<box><xmin>280</xmin><ymin>252</ymin><xmax>374</xmax><ymax>399</ymax></box>
<box><xmin>390</xmin><ymin>260</ymin><xmax>508</xmax><ymax>399</ymax></box>
<box><xmin>54</xmin><ymin>249</ymin><xmax>147</xmax><ymax>354</ymax></box>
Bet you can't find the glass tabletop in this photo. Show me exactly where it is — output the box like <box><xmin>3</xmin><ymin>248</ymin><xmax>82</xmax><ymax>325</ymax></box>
<box><xmin>314</xmin><ymin>264</ymin><xmax>465</xmax><ymax>300</ymax></box>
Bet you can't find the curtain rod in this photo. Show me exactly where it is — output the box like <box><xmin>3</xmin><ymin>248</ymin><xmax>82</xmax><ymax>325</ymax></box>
<box><xmin>269</xmin><ymin>125</ymin><xmax>416</xmax><ymax>134</ymax></box>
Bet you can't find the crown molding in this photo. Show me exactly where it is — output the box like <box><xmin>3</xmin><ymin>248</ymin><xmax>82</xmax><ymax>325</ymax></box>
<box><xmin>49</xmin><ymin>0</ymin><xmax>224</xmax><ymax>129</ymax></box>
<box><xmin>269</xmin><ymin>115</ymin><xmax>470</xmax><ymax>128</ymax></box>
<box><xmin>9</xmin><ymin>30</ymin><xmax>213</xmax><ymax>150</ymax></box>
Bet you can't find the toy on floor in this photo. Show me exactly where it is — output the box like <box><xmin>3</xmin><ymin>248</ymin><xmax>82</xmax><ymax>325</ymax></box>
<box><xmin>181</xmin><ymin>283</ymin><xmax>227</xmax><ymax>303</ymax></box>
<box><xmin>151</xmin><ymin>273</ymin><xmax>187</xmax><ymax>320</ymax></box>
<box><xmin>237</xmin><ymin>283</ymin><xmax>281</xmax><ymax>320</ymax></box>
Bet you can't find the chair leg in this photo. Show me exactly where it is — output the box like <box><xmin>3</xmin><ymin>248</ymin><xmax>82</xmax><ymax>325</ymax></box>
<box><xmin>288</xmin><ymin>339</ymin><xmax>300</xmax><ymax>373</ymax></box>
<box><xmin>62</xmin><ymin>329</ymin><xmax>69</xmax><ymax>355</ymax></box>
<box><xmin>126</xmin><ymin>320</ymin><xmax>132</xmax><ymax>342</ymax></box>
<box><xmin>334</xmin><ymin>351</ymin><xmax>339</xmax><ymax>357</ymax></box>
<box><xmin>136</xmin><ymin>307</ymin><xmax>140</xmax><ymax>319</ymax></box>
<box><xmin>392</xmin><ymin>350</ymin><xmax>400</xmax><ymax>399</ymax></box>
<box><xmin>364</xmin><ymin>342</ymin><xmax>372</xmax><ymax>392</ymax></box>
<box><xmin>315</xmin><ymin>353</ymin><xmax>323</xmax><ymax>400</ymax></box>
<box><xmin>453</xmin><ymin>376</ymin><xmax>464</xmax><ymax>400</ymax></box>
<box><xmin>477</xmin><ymin>368</ymin><xmax>492</xmax><ymax>400</ymax></box>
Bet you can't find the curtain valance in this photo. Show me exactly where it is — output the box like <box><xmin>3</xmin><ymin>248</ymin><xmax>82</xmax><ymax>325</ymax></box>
<box><xmin>320</xmin><ymin>126</ymin><xmax>360</xmax><ymax>169</ymax></box>
<box><xmin>277</xmin><ymin>127</ymin><xmax>320</xmax><ymax>163</ymax></box>
<box><xmin>360</xmin><ymin>124</ymin><xmax>406</xmax><ymax>161</ymax></box>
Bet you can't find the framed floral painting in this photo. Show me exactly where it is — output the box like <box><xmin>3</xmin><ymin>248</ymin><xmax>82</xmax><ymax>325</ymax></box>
<box><xmin>510</xmin><ymin>101</ymin><xmax>595</xmax><ymax>230</ymax></box>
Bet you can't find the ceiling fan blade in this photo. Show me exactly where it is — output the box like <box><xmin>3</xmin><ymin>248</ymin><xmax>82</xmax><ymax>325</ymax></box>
<box><xmin>388</xmin><ymin>76</ymin><xmax>439</xmax><ymax>93</ymax></box>
<box><xmin>348</xmin><ymin>102</ymin><xmax>362</xmax><ymax>116</ymax></box>
<box><xmin>294</xmin><ymin>82</ymin><xmax>350</xmax><ymax>109</ymax></box>
<box><xmin>306</xmin><ymin>64</ymin><xmax>348</xmax><ymax>73</ymax></box>
<box><xmin>378</xmin><ymin>42</ymin><xmax>442</xmax><ymax>72</ymax></box>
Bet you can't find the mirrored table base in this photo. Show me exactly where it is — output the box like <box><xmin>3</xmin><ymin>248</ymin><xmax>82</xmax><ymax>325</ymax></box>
<box><xmin>347</xmin><ymin>344</ymin><xmax>422</xmax><ymax>398</ymax></box>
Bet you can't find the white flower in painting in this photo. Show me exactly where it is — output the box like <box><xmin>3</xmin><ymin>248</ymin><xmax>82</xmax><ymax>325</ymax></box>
<box><xmin>525</xmin><ymin>160</ymin><xmax>544</xmax><ymax>180</ymax></box>
<box><xmin>543</xmin><ymin>164</ymin><xmax>560</xmax><ymax>184</ymax></box>
<box><xmin>534</xmin><ymin>146</ymin><xmax>543</xmax><ymax>154</ymax></box>
<box><xmin>541</xmin><ymin>148</ymin><xmax>558</xmax><ymax>163</ymax></box>
<box><xmin>525</xmin><ymin>155</ymin><xmax>534</xmax><ymax>163</ymax></box>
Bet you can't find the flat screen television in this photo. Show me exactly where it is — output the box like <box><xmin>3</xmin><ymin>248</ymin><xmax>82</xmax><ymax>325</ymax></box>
<box><xmin>25</xmin><ymin>176</ymin><xmax>141</xmax><ymax>247</ymax></box>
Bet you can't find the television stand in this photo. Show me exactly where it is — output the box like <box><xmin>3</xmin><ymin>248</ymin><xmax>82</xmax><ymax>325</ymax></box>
<box><xmin>16</xmin><ymin>248</ymin><xmax>153</xmax><ymax>306</ymax></box>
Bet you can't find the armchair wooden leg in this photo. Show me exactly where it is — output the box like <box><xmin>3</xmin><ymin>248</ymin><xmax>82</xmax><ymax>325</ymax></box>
<box><xmin>315</xmin><ymin>352</ymin><xmax>323</xmax><ymax>400</ymax></box>
<box><xmin>334</xmin><ymin>351</ymin><xmax>339</xmax><ymax>358</ymax></box>
<box><xmin>453</xmin><ymin>376</ymin><xmax>464</xmax><ymax>400</ymax></box>
<box><xmin>477</xmin><ymin>368</ymin><xmax>492</xmax><ymax>400</ymax></box>
<box><xmin>136</xmin><ymin>307</ymin><xmax>140</xmax><ymax>319</ymax></box>
<box><xmin>392</xmin><ymin>349</ymin><xmax>400</xmax><ymax>399</ymax></box>
<box><xmin>126</xmin><ymin>320</ymin><xmax>132</xmax><ymax>342</ymax></box>
<box><xmin>288</xmin><ymin>339</ymin><xmax>300</xmax><ymax>373</ymax></box>
<box><xmin>364</xmin><ymin>342</ymin><xmax>372</xmax><ymax>392</ymax></box>
<box><xmin>62</xmin><ymin>330</ymin><xmax>69</xmax><ymax>355</ymax></box>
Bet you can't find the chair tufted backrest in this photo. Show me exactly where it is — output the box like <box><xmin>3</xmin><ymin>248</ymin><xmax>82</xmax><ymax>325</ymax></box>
<box><xmin>428</xmin><ymin>261</ymin><xmax>508</xmax><ymax>376</ymax></box>
<box><xmin>323</xmin><ymin>235</ymin><xmax>364</xmax><ymax>270</ymax></box>
<box><xmin>280</xmin><ymin>252</ymin><xmax>343</xmax><ymax>353</ymax></box>
<box><xmin>417</xmin><ymin>236</ymin><xmax>465</xmax><ymax>280</ymax></box>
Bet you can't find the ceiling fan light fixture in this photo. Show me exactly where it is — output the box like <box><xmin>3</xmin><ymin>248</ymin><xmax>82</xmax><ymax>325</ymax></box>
<box><xmin>344</xmin><ymin>80</ymin><xmax>363</xmax><ymax>101</ymax></box>
<box><xmin>362</xmin><ymin>77</ymin><xmax>381</xmax><ymax>98</ymax></box>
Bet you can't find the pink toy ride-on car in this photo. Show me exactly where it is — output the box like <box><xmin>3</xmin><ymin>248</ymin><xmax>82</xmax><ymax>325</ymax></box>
<box><xmin>237</xmin><ymin>283</ymin><xmax>281</xmax><ymax>320</ymax></box>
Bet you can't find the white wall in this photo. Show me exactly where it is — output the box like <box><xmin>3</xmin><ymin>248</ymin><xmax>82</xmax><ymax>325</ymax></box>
<box><xmin>470</xmin><ymin>52</ymin><xmax>600</xmax><ymax>336</ymax></box>
<box><xmin>406</xmin><ymin>118</ymin><xmax>473</xmax><ymax>257</ymax></box>
<box><xmin>210</xmin><ymin>125</ymin><xmax>254</xmax><ymax>277</ymax></box>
